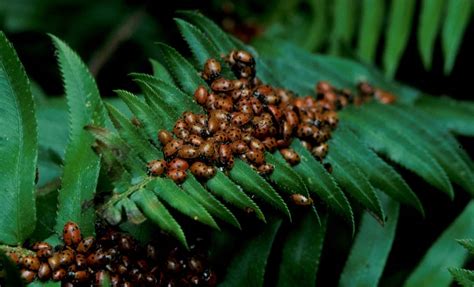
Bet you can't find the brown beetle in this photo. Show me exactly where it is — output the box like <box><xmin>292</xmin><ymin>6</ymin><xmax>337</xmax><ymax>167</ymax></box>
<box><xmin>187</xmin><ymin>134</ymin><xmax>204</xmax><ymax>146</ymax></box>
<box><xmin>52</xmin><ymin>269</ymin><xmax>66</xmax><ymax>281</ymax></box>
<box><xmin>163</xmin><ymin>139</ymin><xmax>184</xmax><ymax>158</ymax></box>
<box><xmin>246</xmin><ymin>150</ymin><xmax>265</xmax><ymax>165</ymax></box>
<box><xmin>21</xmin><ymin>269</ymin><xmax>36</xmax><ymax>283</ymax></box>
<box><xmin>190</xmin><ymin>162</ymin><xmax>215</xmax><ymax>179</ymax></box>
<box><xmin>37</xmin><ymin>262</ymin><xmax>52</xmax><ymax>281</ymax></box>
<box><xmin>177</xmin><ymin>145</ymin><xmax>199</xmax><ymax>159</ymax></box>
<box><xmin>76</xmin><ymin>236</ymin><xmax>95</xmax><ymax>254</ymax></box>
<box><xmin>168</xmin><ymin>158</ymin><xmax>189</xmax><ymax>171</ymax></box>
<box><xmin>167</xmin><ymin>168</ymin><xmax>187</xmax><ymax>184</ymax></box>
<box><xmin>199</xmin><ymin>141</ymin><xmax>216</xmax><ymax>159</ymax></box>
<box><xmin>218</xmin><ymin>144</ymin><xmax>234</xmax><ymax>167</ymax></box>
<box><xmin>230</xmin><ymin>140</ymin><xmax>249</xmax><ymax>155</ymax></box>
<box><xmin>211</xmin><ymin>78</ymin><xmax>234</xmax><ymax>92</ymax></box>
<box><xmin>262</xmin><ymin>137</ymin><xmax>277</xmax><ymax>152</ymax></box>
<box><xmin>194</xmin><ymin>85</ymin><xmax>208</xmax><ymax>105</ymax></box>
<box><xmin>280</xmin><ymin>148</ymin><xmax>300</xmax><ymax>165</ymax></box>
<box><xmin>202</xmin><ymin>58</ymin><xmax>222</xmax><ymax>82</ymax></box>
<box><xmin>257</xmin><ymin>163</ymin><xmax>274</xmax><ymax>175</ymax></box>
<box><xmin>290</xmin><ymin>194</ymin><xmax>313</xmax><ymax>206</ymax></box>
<box><xmin>22</xmin><ymin>255</ymin><xmax>41</xmax><ymax>271</ymax></box>
<box><xmin>63</xmin><ymin>221</ymin><xmax>82</xmax><ymax>247</ymax></box>
<box><xmin>312</xmin><ymin>143</ymin><xmax>329</xmax><ymax>160</ymax></box>
<box><xmin>158</xmin><ymin>130</ymin><xmax>174</xmax><ymax>145</ymax></box>
<box><xmin>147</xmin><ymin>159</ymin><xmax>167</xmax><ymax>176</ymax></box>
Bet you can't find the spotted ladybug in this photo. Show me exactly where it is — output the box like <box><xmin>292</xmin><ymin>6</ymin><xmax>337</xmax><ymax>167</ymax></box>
<box><xmin>280</xmin><ymin>148</ymin><xmax>300</xmax><ymax>165</ymax></box>
<box><xmin>290</xmin><ymin>194</ymin><xmax>313</xmax><ymax>206</ymax></box>
<box><xmin>202</xmin><ymin>58</ymin><xmax>222</xmax><ymax>82</ymax></box>
<box><xmin>147</xmin><ymin>159</ymin><xmax>167</xmax><ymax>176</ymax></box>
<box><xmin>177</xmin><ymin>145</ymin><xmax>199</xmax><ymax>159</ymax></box>
<box><xmin>194</xmin><ymin>85</ymin><xmax>209</xmax><ymax>105</ymax></box>
<box><xmin>63</xmin><ymin>221</ymin><xmax>82</xmax><ymax>247</ymax></box>
<box><xmin>167</xmin><ymin>168</ymin><xmax>187</xmax><ymax>184</ymax></box>
<box><xmin>168</xmin><ymin>158</ymin><xmax>190</xmax><ymax>171</ymax></box>
<box><xmin>37</xmin><ymin>262</ymin><xmax>52</xmax><ymax>281</ymax></box>
<box><xmin>312</xmin><ymin>143</ymin><xmax>329</xmax><ymax>160</ymax></box>
<box><xmin>211</xmin><ymin>78</ymin><xmax>234</xmax><ymax>92</ymax></box>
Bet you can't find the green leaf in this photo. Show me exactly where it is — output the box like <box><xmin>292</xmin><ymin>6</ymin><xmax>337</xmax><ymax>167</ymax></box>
<box><xmin>382</xmin><ymin>0</ymin><xmax>416</xmax><ymax>78</ymax></box>
<box><xmin>328</xmin><ymin>141</ymin><xmax>385</xmax><ymax>223</ymax></box>
<box><xmin>341</xmin><ymin>106</ymin><xmax>453</xmax><ymax>198</ymax></box>
<box><xmin>131</xmin><ymin>73</ymin><xmax>203</xmax><ymax>114</ymax></box>
<box><xmin>0</xmin><ymin>31</ymin><xmax>38</xmax><ymax>244</ymax></box>
<box><xmin>456</xmin><ymin>239</ymin><xmax>474</xmax><ymax>254</ymax></box>
<box><xmin>51</xmin><ymin>35</ymin><xmax>105</xmax><ymax>236</ymax></box>
<box><xmin>291</xmin><ymin>140</ymin><xmax>354</xmax><ymax>230</ymax></box>
<box><xmin>182</xmin><ymin>174</ymin><xmax>241</xmax><ymax>229</ymax></box>
<box><xmin>339</xmin><ymin>192</ymin><xmax>400</xmax><ymax>287</ymax></box>
<box><xmin>329</xmin><ymin>0</ymin><xmax>356</xmax><ymax>55</ymax></box>
<box><xmin>404</xmin><ymin>201</ymin><xmax>474</xmax><ymax>287</ymax></box>
<box><xmin>134</xmin><ymin>80</ymin><xmax>179</xmax><ymax>129</ymax></box>
<box><xmin>417</xmin><ymin>0</ymin><xmax>445</xmax><ymax>70</ymax></box>
<box><xmin>30</xmin><ymin>189</ymin><xmax>58</xmax><ymax>242</ymax></box>
<box><xmin>156</xmin><ymin>43</ymin><xmax>207</xmax><ymax>95</ymax></box>
<box><xmin>149</xmin><ymin>58</ymin><xmax>174</xmax><ymax>85</ymax></box>
<box><xmin>149</xmin><ymin>177</ymin><xmax>219</xmax><ymax>230</ymax></box>
<box><xmin>304</xmin><ymin>0</ymin><xmax>329</xmax><ymax>51</ymax></box>
<box><xmin>220</xmin><ymin>219</ymin><xmax>282</xmax><ymax>287</ymax></box>
<box><xmin>441</xmin><ymin>0</ymin><xmax>472</xmax><ymax>74</ymax></box>
<box><xmin>114</xmin><ymin>89</ymin><xmax>163</xmax><ymax>144</ymax></box>
<box><xmin>131</xmin><ymin>188</ymin><xmax>187</xmax><ymax>249</ymax></box>
<box><xmin>449</xmin><ymin>267</ymin><xmax>474</xmax><ymax>287</ymax></box>
<box><xmin>0</xmin><ymin>249</ymin><xmax>24</xmax><ymax>287</ymax></box>
<box><xmin>28</xmin><ymin>281</ymin><xmax>60</xmax><ymax>287</ymax></box>
<box><xmin>277</xmin><ymin>213</ymin><xmax>327</xmax><ymax>287</ymax></box>
<box><xmin>229</xmin><ymin>159</ymin><xmax>291</xmax><ymax>220</ymax></box>
<box><xmin>333</xmin><ymin>125</ymin><xmax>424</xmax><ymax>216</ymax></box>
<box><xmin>265</xmin><ymin>152</ymin><xmax>310</xmax><ymax>196</ymax></box>
<box><xmin>415</xmin><ymin>95</ymin><xmax>474</xmax><ymax>136</ymax></box>
<box><xmin>369</xmin><ymin>103</ymin><xmax>474</xmax><ymax>196</ymax></box>
<box><xmin>105</xmin><ymin>103</ymin><xmax>161</xmax><ymax>162</ymax></box>
<box><xmin>119</xmin><ymin>197</ymin><xmax>147</xmax><ymax>225</ymax></box>
<box><xmin>206</xmin><ymin>170</ymin><xmax>266</xmax><ymax>222</ymax></box>
<box><xmin>176</xmin><ymin>10</ymin><xmax>235</xmax><ymax>53</ymax></box>
<box><xmin>357</xmin><ymin>0</ymin><xmax>385</xmax><ymax>63</ymax></box>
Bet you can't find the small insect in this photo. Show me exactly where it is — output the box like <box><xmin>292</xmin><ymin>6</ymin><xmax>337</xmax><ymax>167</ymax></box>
<box><xmin>324</xmin><ymin>111</ymin><xmax>339</xmax><ymax>128</ymax></box>
<box><xmin>36</xmin><ymin>248</ymin><xmax>52</xmax><ymax>259</ymax></box>
<box><xmin>167</xmin><ymin>168</ymin><xmax>187</xmax><ymax>184</ymax></box>
<box><xmin>257</xmin><ymin>163</ymin><xmax>274</xmax><ymax>175</ymax></box>
<box><xmin>58</xmin><ymin>249</ymin><xmax>75</xmax><ymax>266</ymax></box>
<box><xmin>218</xmin><ymin>144</ymin><xmax>234</xmax><ymax>167</ymax></box>
<box><xmin>210</xmin><ymin>109</ymin><xmax>229</xmax><ymax>122</ymax></box>
<box><xmin>158</xmin><ymin>130</ymin><xmax>174</xmax><ymax>146</ymax></box>
<box><xmin>202</xmin><ymin>58</ymin><xmax>222</xmax><ymax>82</ymax></box>
<box><xmin>297</xmin><ymin>124</ymin><xmax>316</xmax><ymax>138</ymax></box>
<box><xmin>21</xmin><ymin>269</ymin><xmax>36</xmax><ymax>283</ymax></box>
<box><xmin>207</xmin><ymin>116</ymin><xmax>220</xmax><ymax>134</ymax></box>
<box><xmin>63</xmin><ymin>221</ymin><xmax>82</xmax><ymax>247</ymax></box>
<box><xmin>194</xmin><ymin>85</ymin><xmax>209</xmax><ymax>105</ymax></box>
<box><xmin>262</xmin><ymin>137</ymin><xmax>277</xmax><ymax>152</ymax></box>
<box><xmin>284</xmin><ymin>109</ymin><xmax>299</xmax><ymax>127</ymax></box>
<box><xmin>316</xmin><ymin>81</ymin><xmax>332</xmax><ymax>95</ymax></box>
<box><xmin>177</xmin><ymin>145</ymin><xmax>199</xmax><ymax>159</ymax></box>
<box><xmin>187</xmin><ymin>134</ymin><xmax>204</xmax><ymax>146</ymax></box>
<box><xmin>282</xmin><ymin>121</ymin><xmax>294</xmax><ymax>140</ymax></box>
<box><xmin>358</xmin><ymin>81</ymin><xmax>374</xmax><ymax>95</ymax></box>
<box><xmin>228</xmin><ymin>126</ymin><xmax>242</xmax><ymax>141</ymax></box>
<box><xmin>230</xmin><ymin>140</ymin><xmax>249</xmax><ymax>155</ymax></box>
<box><xmin>37</xmin><ymin>262</ymin><xmax>52</xmax><ymax>280</ymax></box>
<box><xmin>76</xmin><ymin>236</ymin><xmax>95</xmax><ymax>254</ymax></box>
<box><xmin>168</xmin><ymin>158</ymin><xmax>189</xmax><ymax>171</ymax></box>
<box><xmin>280</xmin><ymin>148</ymin><xmax>300</xmax><ymax>165</ymax></box>
<box><xmin>173</xmin><ymin>119</ymin><xmax>188</xmax><ymax>134</ymax></box>
<box><xmin>231</xmin><ymin>112</ymin><xmax>251</xmax><ymax>126</ymax></box>
<box><xmin>229</xmin><ymin>50</ymin><xmax>255</xmax><ymax>66</ymax></box>
<box><xmin>22</xmin><ymin>255</ymin><xmax>40</xmax><ymax>271</ymax></box>
<box><xmin>213</xmin><ymin>130</ymin><xmax>228</xmax><ymax>143</ymax></box>
<box><xmin>211</xmin><ymin>78</ymin><xmax>234</xmax><ymax>92</ymax></box>
<box><xmin>215</xmin><ymin>95</ymin><xmax>234</xmax><ymax>112</ymax></box>
<box><xmin>245</xmin><ymin>149</ymin><xmax>265</xmax><ymax>165</ymax></box>
<box><xmin>375</xmin><ymin>89</ymin><xmax>396</xmax><ymax>104</ymax></box>
<box><xmin>290</xmin><ymin>194</ymin><xmax>313</xmax><ymax>206</ymax></box>
<box><xmin>312</xmin><ymin>143</ymin><xmax>329</xmax><ymax>160</ymax></box>
<box><xmin>52</xmin><ymin>269</ymin><xmax>66</xmax><ymax>281</ymax></box>
<box><xmin>47</xmin><ymin>254</ymin><xmax>61</xmax><ymax>271</ymax></box>
<box><xmin>199</xmin><ymin>141</ymin><xmax>216</xmax><ymax>159</ymax></box>
<box><xmin>300</xmin><ymin>140</ymin><xmax>312</xmax><ymax>151</ymax></box>
<box><xmin>267</xmin><ymin>105</ymin><xmax>282</xmax><ymax>122</ymax></box>
<box><xmin>69</xmin><ymin>270</ymin><xmax>90</xmax><ymax>283</ymax></box>
<box><xmin>75</xmin><ymin>254</ymin><xmax>87</xmax><ymax>269</ymax></box>
<box><xmin>163</xmin><ymin>139</ymin><xmax>183</xmax><ymax>158</ymax></box>
<box><xmin>249</xmin><ymin>138</ymin><xmax>265</xmax><ymax>152</ymax></box>
<box><xmin>32</xmin><ymin>242</ymin><xmax>52</xmax><ymax>251</ymax></box>
<box><xmin>146</xmin><ymin>159</ymin><xmax>167</xmax><ymax>176</ymax></box>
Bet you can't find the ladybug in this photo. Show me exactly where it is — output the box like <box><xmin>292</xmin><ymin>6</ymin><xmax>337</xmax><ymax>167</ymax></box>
<box><xmin>196</xmin><ymin>114</ymin><xmax>208</xmax><ymax>127</ymax></box>
<box><xmin>358</xmin><ymin>81</ymin><xmax>374</xmax><ymax>95</ymax></box>
<box><xmin>251</xmin><ymin>98</ymin><xmax>264</xmax><ymax>115</ymax></box>
<box><xmin>249</xmin><ymin>138</ymin><xmax>265</xmax><ymax>152</ymax></box>
<box><xmin>246</xmin><ymin>150</ymin><xmax>265</xmax><ymax>165</ymax></box>
<box><xmin>230</xmin><ymin>140</ymin><xmax>249</xmax><ymax>155</ymax></box>
<box><xmin>254</xmin><ymin>85</ymin><xmax>279</xmax><ymax>105</ymax></box>
<box><xmin>229</xmin><ymin>50</ymin><xmax>255</xmax><ymax>66</ymax></box>
<box><xmin>297</xmin><ymin>124</ymin><xmax>316</xmax><ymax>139</ymax></box>
<box><xmin>168</xmin><ymin>158</ymin><xmax>189</xmax><ymax>171</ymax></box>
<box><xmin>166</xmin><ymin>258</ymin><xmax>182</xmax><ymax>273</ymax></box>
<box><xmin>173</xmin><ymin>119</ymin><xmax>188</xmax><ymax>134</ymax></box>
<box><xmin>207</xmin><ymin>116</ymin><xmax>220</xmax><ymax>134</ymax></box>
<box><xmin>257</xmin><ymin>163</ymin><xmax>274</xmax><ymax>175</ymax></box>
<box><xmin>75</xmin><ymin>254</ymin><xmax>87</xmax><ymax>269</ymax></box>
<box><xmin>58</xmin><ymin>249</ymin><xmax>75</xmax><ymax>266</ymax></box>
<box><xmin>36</xmin><ymin>248</ymin><xmax>53</xmax><ymax>259</ymax></box>
<box><xmin>375</xmin><ymin>89</ymin><xmax>396</xmax><ymax>104</ymax></box>
<box><xmin>267</xmin><ymin>105</ymin><xmax>282</xmax><ymax>122</ymax></box>
<box><xmin>188</xmin><ymin>134</ymin><xmax>204</xmax><ymax>146</ymax></box>
<box><xmin>194</xmin><ymin>85</ymin><xmax>208</xmax><ymax>105</ymax></box>
<box><xmin>177</xmin><ymin>145</ymin><xmax>199</xmax><ymax>159</ymax></box>
<box><xmin>199</xmin><ymin>141</ymin><xmax>216</xmax><ymax>160</ymax></box>
<box><xmin>215</xmin><ymin>96</ymin><xmax>234</xmax><ymax>112</ymax></box>
<box><xmin>280</xmin><ymin>148</ymin><xmax>300</xmax><ymax>165</ymax></box>
<box><xmin>237</xmin><ymin>100</ymin><xmax>254</xmax><ymax>115</ymax></box>
<box><xmin>210</xmin><ymin>109</ymin><xmax>230</xmax><ymax>122</ymax></box>
<box><xmin>276</xmin><ymin>139</ymin><xmax>290</xmax><ymax>149</ymax></box>
<box><xmin>228</xmin><ymin>126</ymin><xmax>242</xmax><ymax>141</ymax></box>
<box><xmin>22</xmin><ymin>255</ymin><xmax>41</xmax><ymax>271</ymax></box>
<box><xmin>284</xmin><ymin>109</ymin><xmax>299</xmax><ymax>127</ymax></box>
<box><xmin>7</xmin><ymin>252</ymin><xmax>20</xmax><ymax>265</ymax></box>
<box><xmin>316</xmin><ymin>81</ymin><xmax>332</xmax><ymax>95</ymax></box>
<box><xmin>206</xmin><ymin>92</ymin><xmax>218</xmax><ymax>110</ymax></box>
<box><xmin>276</xmin><ymin>88</ymin><xmax>293</xmax><ymax>104</ymax></box>
<box><xmin>174</xmin><ymin>128</ymin><xmax>190</xmax><ymax>140</ymax></box>
<box><xmin>323</xmin><ymin>91</ymin><xmax>338</xmax><ymax>103</ymax></box>
<box><xmin>231</xmin><ymin>112</ymin><xmax>251</xmax><ymax>126</ymax></box>
<box><xmin>145</xmin><ymin>274</ymin><xmax>158</xmax><ymax>285</ymax></box>
<box><xmin>324</xmin><ymin>111</ymin><xmax>339</xmax><ymax>128</ymax></box>
<box><xmin>37</xmin><ymin>262</ymin><xmax>52</xmax><ymax>281</ymax></box>
<box><xmin>183</xmin><ymin>112</ymin><xmax>197</xmax><ymax>125</ymax></box>
<box><xmin>63</xmin><ymin>221</ymin><xmax>82</xmax><ymax>247</ymax></box>
<box><xmin>20</xmin><ymin>269</ymin><xmax>36</xmax><ymax>283</ymax></box>
<box><xmin>87</xmin><ymin>249</ymin><xmax>105</xmax><ymax>267</ymax></box>
<box><xmin>69</xmin><ymin>270</ymin><xmax>89</xmax><ymax>283</ymax></box>
<box><xmin>47</xmin><ymin>254</ymin><xmax>61</xmax><ymax>271</ymax></box>
<box><xmin>312</xmin><ymin>143</ymin><xmax>329</xmax><ymax>160</ymax></box>
<box><xmin>167</xmin><ymin>168</ymin><xmax>187</xmax><ymax>184</ymax></box>
<box><xmin>313</xmin><ymin>128</ymin><xmax>331</xmax><ymax>142</ymax></box>
<box><xmin>218</xmin><ymin>144</ymin><xmax>234</xmax><ymax>168</ymax></box>
<box><xmin>163</xmin><ymin>139</ymin><xmax>184</xmax><ymax>158</ymax></box>
<box><xmin>262</xmin><ymin>137</ymin><xmax>277</xmax><ymax>152</ymax></box>
<box><xmin>32</xmin><ymin>242</ymin><xmax>52</xmax><ymax>251</ymax></box>
<box><xmin>147</xmin><ymin>159</ymin><xmax>167</xmax><ymax>176</ymax></box>
<box><xmin>52</xmin><ymin>269</ymin><xmax>66</xmax><ymax>281</ymax></box>
<box><xmin>146</xmin><ymin>244</ymin><xmax>157</xmax><ymax>261</ymax></box>
<box><xmin>282</xmin><ymin>121</ymin><xmax>294</xmax><ymax>140</ymax></box>
<box><xmin>202</xmin><ymin>58</ymin><xmax>222</xmax><ymax>82</ymax></box>
<box><xmin>190</xmin><ymin>162</ymin><xmax>215</xmax><ymax>179</ymax></box>
<box><xmin>158</xmin><ymin>130</ymin><xmax>174</xmax><ymax>145</ymax></box>
<box><xmin>77</xmin><ymin>236</ymin><xmax>95</xmax><ymax>254</ymax></box>
<box><xmin>189</xmin><ymin>123</ymin><xmax>209</xmax><ymax>137</ymax></box>
<box><xmin>290</xmin><ymin>194</ymin><xmax>313</xmax><ymax>206</ymax></box>
<box><xmin>213</xmin><ymin>131</ymin><xmax>228</xmax><ymax>143</ymax></box>
<box><xmin>211</xmin><ymin>78</ymin><xmax>234</xmax><ymax>92</ymax></box>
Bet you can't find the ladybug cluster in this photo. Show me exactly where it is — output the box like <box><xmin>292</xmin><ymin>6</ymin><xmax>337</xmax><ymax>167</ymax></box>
<box><xmin>147</xmin><ymin>49</ymin><xmax>396</xmax><ymax>184</ymax></box>
<box><xmin>5</xmin><ymin>222</ymin><xmax>217</xmax><ymax>286</ymax></box>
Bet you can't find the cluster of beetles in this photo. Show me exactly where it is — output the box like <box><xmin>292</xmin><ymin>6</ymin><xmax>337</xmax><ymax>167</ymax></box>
<box><xmin>4</xmin><ymin>222</ymin><xmax>216</xmax><ymax>286</ymax></box>
<box><xmin>146</xmin><ymin>49</ymin><xmax>395</xmax><ymax>184</ymax></box>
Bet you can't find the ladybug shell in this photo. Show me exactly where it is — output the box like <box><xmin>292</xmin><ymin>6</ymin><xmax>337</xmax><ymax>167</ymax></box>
<box><xmin>230</xmin><ymin>140</ymin><xmax>249</xmax><ymax>155</ymax></box>
<box><xmin>290</xmin><ymin>194</ymin><xmax>313</xmax><ymax>206</ymax></box>
<box><xmin>168</xmin><ymin>158</ymin><xmax>189</xmax><ymax>171</ymax></box>
<box><xmin>38</xmin><ymin>262</ymin><xmax>52</xmax><ymax>280</ymax></box>
<box><xmin>167</xmin><ymin>169</ymin><xmax>187</xmax><ymax>184</ymax></box>
<box><xmin>147</xmin><ymin>160</ymin><xmax>167</xmax><ymax>176</ymax></box>
<box><xmin>76</xmin><ymin>236</ymin><xmax>95</xmax><ymax>254</ymax></box>
<box><xmin>158</xmin><ymin>130</ymin><xmax>173</xmax><ymax>145</ymax></box>
<box><xmin>177</xmin><ymin>145</ymin><xmax>199</xmax><ymax>159</ymax></box>
<box><xmin>211</xmin><ymin>78</ymin><xmax>234</xmax><ymax>92</ymax></box>
<box><xmin>22</xmin><ymin>255</ymin><xmax>40</xmax><ymax>271</ymax></box>
<box><xmin>52</xmin><ymin>269</ymin><xmax>66</xmax><ymax>281</ymax></box>
<box><xmin>63</xmin><ymin>221</ymin><xmax>82</xmax><ymax>247</ymax></box>
<box><xmin>280</xmin><ymin>148</ymin><xmax>300</xmax><ymax>165</ymax></box>
<box><xmin>194</xmin><ymin>85</ymin><xmax>208</xmax><ymax>105</ymax></box>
